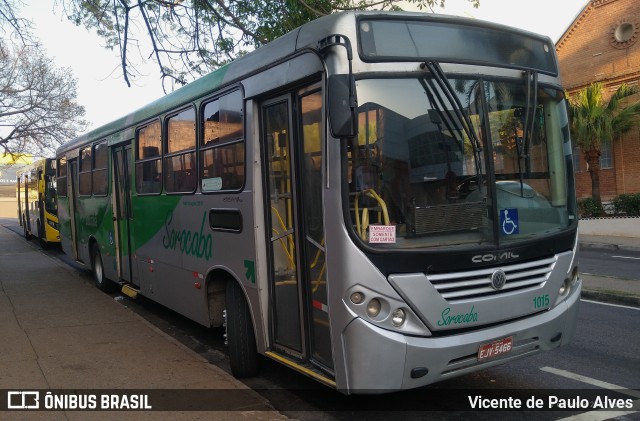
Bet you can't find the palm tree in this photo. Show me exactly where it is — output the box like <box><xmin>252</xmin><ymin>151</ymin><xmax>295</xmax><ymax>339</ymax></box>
<box><xmin>568</xmin><ymin>82</ymin><xmax>640</xmax><ymax>211</ymax></box>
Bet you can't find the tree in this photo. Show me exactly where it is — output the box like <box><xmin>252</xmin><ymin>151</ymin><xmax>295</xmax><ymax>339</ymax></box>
<box><xmin>568</xmin><ymin>82</ymin><xmax>640</xmax><ymax>210</ymax></box>
<box><xmin>58</xmin><ymin>0</ymin><xmax>479</xmax><ymax>91</ymax></box>
<box><xmin>0</xmin><ymin>0</ymin><xmax>32</xmax><ymax>43</ymax></box>
<box><xmin>0</xmin><ymin>44</ymin><xmax>87</xmax><ymax>157</ymax></box>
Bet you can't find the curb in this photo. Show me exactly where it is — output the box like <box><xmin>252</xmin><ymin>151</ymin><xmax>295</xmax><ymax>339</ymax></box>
<box><xmin>581</xmin><ymin>289</ymin><xmax>640</xmax><ymax>308</ymax></box>
<box><xmin>580</xmin><ymin>242</ymin><xmax>640</xmax><ymax>253</ymax></box>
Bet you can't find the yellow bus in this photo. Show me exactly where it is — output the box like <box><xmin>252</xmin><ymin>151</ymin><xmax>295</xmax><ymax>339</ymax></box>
<box><xmin>16</xmin><ymin>158</ymin><xmax>60</xmax><ymax>248</ymax></box>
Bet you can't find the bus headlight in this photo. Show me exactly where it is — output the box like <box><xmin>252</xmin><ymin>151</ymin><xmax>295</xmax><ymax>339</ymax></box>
<box><xmin>47</xmin><ymin>219</ymin><xmax>59</xmax><ymax>230</ymax></box>
<box><xmin>558</xmin><ymin>280</ymin><xmax>569</xmax><ymax>296</ymax></box>
<box><xmin>570</xmin><ymin>267</ymin><xmax>579</xmax><ymax>287</ymax></box>
<box><xmin>366</xmin><ymin>299</ymin><xmax>381</xmax><ymax>318</ymax></box>
<box><xmin>344</xmin><ymin>285</ymin><xmax>431</xmax><ymax>336</ymax></box>
<box><xmin>560</xmin><ymin>267</ymin><xmax>580</xmax><ymax>296</ymax></box>
<box><xmin>391</xmin><ymin>308</ymin><xmax>406</xmax><ymax>327</ymax></box>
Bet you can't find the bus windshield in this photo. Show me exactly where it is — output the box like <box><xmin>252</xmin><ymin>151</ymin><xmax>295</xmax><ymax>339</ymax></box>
<box><xmin>346</xmin><ymin>76</ymin><xmax>576</xmax><ymax>249</ymax></box>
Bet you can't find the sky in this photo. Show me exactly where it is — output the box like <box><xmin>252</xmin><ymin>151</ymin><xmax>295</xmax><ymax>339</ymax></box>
<box><xmin>21</xmin><ymin>0</ymin><xmax>589</xmax><ymax>132</ymax></box>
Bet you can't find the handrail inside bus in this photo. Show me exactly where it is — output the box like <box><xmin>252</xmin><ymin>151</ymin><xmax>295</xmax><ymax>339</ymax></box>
<box><xmin>354</xmin><ymin>188</ymin><xmax>390</xmax><ymax>241</ymax></box>
<box><xmin>271</xmin><ymin>209</ymin><xmax>296</xmax><ymax>269</ymax></box>
<box><xmin>310</xmin><ymin>238</ymin><xmax>326</xmax><ymax>293</ymax></box>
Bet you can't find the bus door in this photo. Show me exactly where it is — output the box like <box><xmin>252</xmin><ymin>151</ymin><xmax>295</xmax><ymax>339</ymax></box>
<box><xmin>17</xmin><ymin>175</ymin><xmax>23</xmax><ymax>225</ymax></box>
<box><xmin>23</xmin><ymin>173</ymin><xmax>30</xmax><ymax>233</ymax></box>
<box><xmin>111</xmin><ymin>143</ymin><xmax>135</xmax><ymax>284</ymax></box>
<box><xmin>261</xmin><ymin>84</ymin><xmax>333</xmax><ymax>372</ymax></box>
<box><xmin>37</xmin><ymin>168</ymin><xmax>45</xmax><ymax>239</ymax></box>
<box><xmin>68</xmin><ymin>159</ymin><xmax>80</xmax><ymax>260</ymax></box>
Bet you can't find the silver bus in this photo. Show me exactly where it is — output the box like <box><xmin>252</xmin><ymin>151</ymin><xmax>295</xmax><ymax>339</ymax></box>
<box><xmin>55</xmin><ymin>11</ymin><xmax>581</xmax><ymax>393</ymax></box>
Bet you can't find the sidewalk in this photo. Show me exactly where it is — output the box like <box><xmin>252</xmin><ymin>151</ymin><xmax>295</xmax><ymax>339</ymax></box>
<box><xmin>0</xmin><ymin>222</ymin><xmax>289</xmax><ymax>420</ymax></box>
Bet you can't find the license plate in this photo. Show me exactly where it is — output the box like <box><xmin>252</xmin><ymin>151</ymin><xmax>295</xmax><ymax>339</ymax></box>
<box><xmin>478</xmin><ymin>336</ymin><xmax>513</xmax><ymax>361</ymax></box>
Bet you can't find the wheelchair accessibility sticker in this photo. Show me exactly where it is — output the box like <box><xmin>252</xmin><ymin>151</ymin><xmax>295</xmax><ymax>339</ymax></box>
<box><xmin>500</xmin><ymin>208</ymin><xmax>519</xmax><ymax>235</ymax></box>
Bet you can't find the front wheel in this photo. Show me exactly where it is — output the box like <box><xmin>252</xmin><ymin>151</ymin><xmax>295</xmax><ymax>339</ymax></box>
<box><xmin>91</xmin><ymin>243</ymin><xmax>117</xmax><ymax>293</ymax></box>
<box><xmin>225</xmin><ymin>280</ymin><xmax>260</xmax><ymax>378</ymax></box>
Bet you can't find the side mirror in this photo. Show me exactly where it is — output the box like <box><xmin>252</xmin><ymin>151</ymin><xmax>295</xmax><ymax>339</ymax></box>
<box><xmin>328</xmin><ymin>74</ymin><xmax>358</xmax><ymax>138</ymax></box>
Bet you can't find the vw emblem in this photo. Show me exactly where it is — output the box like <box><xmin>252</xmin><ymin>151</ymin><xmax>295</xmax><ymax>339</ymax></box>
<box><xmin>490</xmin><ymin>269</ymin><xmax>507</xmax><ymax>290</ymax></box>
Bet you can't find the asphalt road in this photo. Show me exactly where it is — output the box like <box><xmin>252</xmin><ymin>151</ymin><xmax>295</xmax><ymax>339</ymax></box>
<box><xmin>579</xmin><ymin>247</ymin><xmax>640</xmax><ymax>280</ymax></box>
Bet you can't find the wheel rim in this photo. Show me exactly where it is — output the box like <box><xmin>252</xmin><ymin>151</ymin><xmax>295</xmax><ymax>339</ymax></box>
<box><xmin>94</xmin><ymin>252</ymin><xmax>103</xmax><ymax>285</ymax></box>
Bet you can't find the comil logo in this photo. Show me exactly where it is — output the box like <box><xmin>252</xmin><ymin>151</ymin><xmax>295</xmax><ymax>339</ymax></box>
<box><xmin>472</xmin><ymin>250</ymin><xmax>520</xmax><ymax>264</ymax></box>
<box><xmin>7</xmin><ymin>391</ymin><xmax>40</xmax><ymax>409</ymax></box>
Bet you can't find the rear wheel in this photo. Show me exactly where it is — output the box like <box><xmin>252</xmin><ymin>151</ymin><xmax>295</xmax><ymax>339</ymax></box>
<box><xmin>91</xmin><ymin>243</ymin><xmax>117</xmax><ymax>293</ymax></box>
<box><xmin>225</xmin><ymin>280</ymin><xmax>260</xmax><ymax>378</ymax></box>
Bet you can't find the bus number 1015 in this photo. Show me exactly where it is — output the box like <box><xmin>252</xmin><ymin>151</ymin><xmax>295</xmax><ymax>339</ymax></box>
<box><xmin>533</xmin><ymin>294</ymin><xmax>550</xmax><ymax>309</ymax></box>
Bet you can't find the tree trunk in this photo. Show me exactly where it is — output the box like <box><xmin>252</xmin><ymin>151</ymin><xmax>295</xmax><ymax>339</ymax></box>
<box><xmin>584</xmin><ymin>147</ymin><xmax>602</xmax><ymax>211</ymax></box>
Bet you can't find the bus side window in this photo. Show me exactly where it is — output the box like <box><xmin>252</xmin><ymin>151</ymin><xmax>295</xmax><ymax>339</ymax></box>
<box><xmin>93</xmin><ymin>141</ymin><xmax>108</xmax><ymax>196</ymax></box>
<box><xmin>200</xmin><ymin>90</ymin><xmax>244</xmax><ymax>192</ymax></box>
<box><xmin>136</xmin><ymin>121</ymin><xmax>162</xmax><ymax>194</ymax></box>
<box><xmin>165</xmin><ymin>106</ymin><xmax>197</xmax><ymax>193</ymax></box>
<box><xmin>79</xmin><ymin>146</ymin><xmax>92</xmax><ymax>196</ymax></box>
<box><xmin>57</xmin><ymin>157</ymin><xmax>67</xmax><ymax>197</ymax></box>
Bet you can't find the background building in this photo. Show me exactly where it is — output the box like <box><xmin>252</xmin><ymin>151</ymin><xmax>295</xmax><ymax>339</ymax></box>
<box><xmin>0</xmin><ymin>154</ymin><xmax>31</xmax><ymax>218</ymax></box>
<box><xmin>556</xmin><ymin>0</ymin><xmax>640</xmax><ymax>200</ymax></box>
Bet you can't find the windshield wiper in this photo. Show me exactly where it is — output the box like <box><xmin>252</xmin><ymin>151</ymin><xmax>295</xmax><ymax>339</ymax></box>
<box><xmin>418</xmin><ymin>78</ymin><xmax>463</xmax><ymax>153</ymax></box>
<box><xmin>421</xmin><ymin>60</ymin><xmax>484</xmax><ymax>192</ymax></box>
<box><xmin>515</xmin><ymin>70</ymin><xmax>539</xmax><ymax>197</ymax></box>
<box><xmin>522</xmin><ymin>70</ymin><xmax>538</xmax><ymax>176</ymax></box>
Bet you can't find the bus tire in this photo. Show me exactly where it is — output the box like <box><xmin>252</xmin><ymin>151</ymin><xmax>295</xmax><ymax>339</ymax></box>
<box><xmin>225</xmin><ymin>280</ymin><xmax>260</xmax><ymax>378</ymax></box>
<box><xmin>91</xmin><ymin>243</ymin><xmax>117</xmax><ymax>293</ymax></box>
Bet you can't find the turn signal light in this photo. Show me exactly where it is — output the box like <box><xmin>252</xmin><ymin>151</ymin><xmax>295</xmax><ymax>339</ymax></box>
<box><xmin>350</xmin><ymin>292</ymin><xmax>365</xmax><ymax>304</ymax></box>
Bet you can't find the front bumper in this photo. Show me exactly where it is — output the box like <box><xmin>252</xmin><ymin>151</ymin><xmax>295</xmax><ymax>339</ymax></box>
<box><xmin>339</xmin><ymin>279</ymin><xmax>581</xmax><ymax>393</ymax></box>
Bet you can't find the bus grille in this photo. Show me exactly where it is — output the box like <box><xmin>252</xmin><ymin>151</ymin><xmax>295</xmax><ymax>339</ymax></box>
<box><xmin>427</xmin><ymin>256</ymin><xmax>557</xmax><ymax>302</ymax></box>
